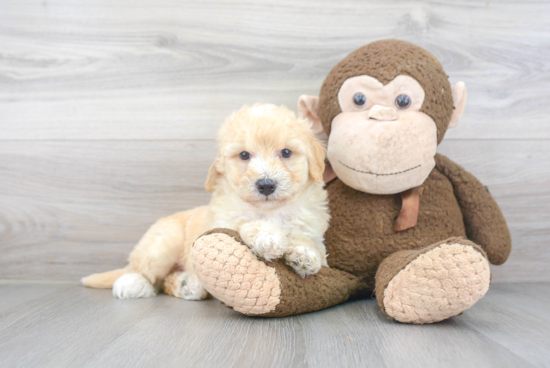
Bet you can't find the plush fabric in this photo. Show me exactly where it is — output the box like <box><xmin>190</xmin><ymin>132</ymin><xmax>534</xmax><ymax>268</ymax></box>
<box><xmin>337</xmin><ymin>75</ymin><xmax>426</xmax><ymax>114</ymax></box>
<box><xmin>191</xmin><ymin>40</ymin><xmax>512</xmax><ymax>324</ymax></box>
<box><xmin>323</xmin><ymin>161</ymin><xmax>466</xmax><ymax>287</ymax></box>
<box><xmin>435</xmin><ymin>155</ymin><xmax>512</xmax><ymax>265</ymax></box>
<box><xmin>327</xmin><ymin>104</ymin><xmax>438</xmax><ymax>194</ymax></box>
<box><xmin>394</xmin><ymin>187</ymin><xmax>421</xmax><ymax>232</ymax></box>
<box><xmin>318</xmin><ymin>39</ymin><xmax>453</xmax><ymax>143</ymax></box>
<box><xmin>374</xmin><ymin>237</ymin><xmax>490</xmax><ymax>324</ymax></box>
<box><xmin>193</xmin><ymin>229</ymin><xmax>361</xmax><ymax>317</ymax></box>
<box><xmin>192</xmin><ymin>229</ymin><xmax>281</xmax><ymax>315</ymax></box>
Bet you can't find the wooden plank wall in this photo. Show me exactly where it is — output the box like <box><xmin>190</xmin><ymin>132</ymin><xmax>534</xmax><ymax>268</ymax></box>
<box><xmin>1</xmin><ymin>0</ymin><xmax>549</xmax><ymax>282</ymax></box>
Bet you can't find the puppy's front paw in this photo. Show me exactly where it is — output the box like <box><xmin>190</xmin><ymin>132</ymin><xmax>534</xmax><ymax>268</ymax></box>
<box><xmin>253</xmin><ymin>231</ymin><xmax>289</xmax><ymax>261</ymax></box>
<box><xmin>284</xmin><ymin>246</ymin><xmax>322</xmax><ymax>277</ymax></box>
<box><xmin>240</xmin><ymin>223</ymin><xmax>289</xmax><ymax>261</ymax></box>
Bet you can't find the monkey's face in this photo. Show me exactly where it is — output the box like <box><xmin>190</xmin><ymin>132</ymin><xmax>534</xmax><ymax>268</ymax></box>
<box><xmin>327</xmin><ymin>75</ymin><xmax>437</xmax><ymax>195</ymax></box>
<box><xmin>299</xmin><ymin>40</ymin><xmax>467</xmax><ymax>195</ymax></box>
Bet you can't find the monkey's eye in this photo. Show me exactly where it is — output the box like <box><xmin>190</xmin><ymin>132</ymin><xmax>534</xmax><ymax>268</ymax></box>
<box><xmin>353</xmin><ymin>92</ymin><xmax>367</xmax><ymax>107</ymax></box>
<box><xmin>281</xmin><ymin>149</ymin><xmax>292</xmax><ymax>158</ymax></box>
<box><xmin>395</xmin><ymin>94</ymin><xmax>411</xmax><ymax>109</ymax></box>
<box><xmin>239</xmin><ymin>151</ymin><xmax>251</xmax><ymax>160</ymax></box>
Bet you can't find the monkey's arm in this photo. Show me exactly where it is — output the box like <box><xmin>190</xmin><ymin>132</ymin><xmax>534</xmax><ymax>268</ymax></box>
<box><xmin>434</xmin><ymin>154</ymin><xmax>511</xmax><ymax>265</ymax></box>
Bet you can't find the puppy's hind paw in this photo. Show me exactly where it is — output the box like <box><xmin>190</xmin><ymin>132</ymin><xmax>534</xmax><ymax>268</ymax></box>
<box><xmin>285</xmin><ymin>246</ymin><xmax>322</xmax><ymax>277</ymax></box>
<box><xmin>174</xmin><ymin>272</ymin><xmax>209</xmax><ymax>301</ymax></box>
<box><xmin>112</xmin><ymin>273</ymin><xmax>157</xmax><ymax>299</ymax></box>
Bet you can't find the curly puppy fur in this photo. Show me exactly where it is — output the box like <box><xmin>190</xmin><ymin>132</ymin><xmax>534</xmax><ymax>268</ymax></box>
<box><xmin>82</xmin><ymin>104</ymin><xmax>329</xmax><ymax>299</ymax></box>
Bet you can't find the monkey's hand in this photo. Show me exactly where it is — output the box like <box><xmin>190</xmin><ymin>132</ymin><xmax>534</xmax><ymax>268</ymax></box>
<box><xmin>435</xmin><ymin>153</ymin><xmax>511</xmax><ymax>265</ymax></box>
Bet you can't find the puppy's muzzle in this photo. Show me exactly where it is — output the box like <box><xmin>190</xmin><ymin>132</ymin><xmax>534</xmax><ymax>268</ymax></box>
<box><xmin>256</xmin><ymin>179</ymin><xmax>277</xmax><ymax>196</ymax></box>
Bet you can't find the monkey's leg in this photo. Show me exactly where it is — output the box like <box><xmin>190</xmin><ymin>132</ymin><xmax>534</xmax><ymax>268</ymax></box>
<box><xmin>375</xmin><ymin>237</ymin><xmax>491</xmax><ymax>324</ymax></box>
<box><xmin>192</xmin><ymin>229</ymin><xmax>361</xmax><ymax>317</ymax></box>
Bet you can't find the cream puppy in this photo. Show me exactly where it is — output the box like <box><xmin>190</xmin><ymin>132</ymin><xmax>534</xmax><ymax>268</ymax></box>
<box><xmin>82</xmin><ymin>104</ymin><xmax>329</xmax><ymax>300</ymax></box>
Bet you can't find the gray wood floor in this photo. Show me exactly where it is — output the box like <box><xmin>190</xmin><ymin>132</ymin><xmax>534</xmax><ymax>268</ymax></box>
<box><xmin>0</xmin><ymin>281</ymin><xmax>548</xmax><ymax>368</ymax></box>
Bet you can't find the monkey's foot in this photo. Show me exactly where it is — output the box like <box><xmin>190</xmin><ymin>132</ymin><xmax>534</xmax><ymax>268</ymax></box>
<box><xmin>192</xmin><ymin>229</ymin><xmax>360</xmax><ymax>317</ymax></box>
<box><xmin>375</xmin><ymin>237</ymin><xmax>491</xmax><ymax>324</ymax></box>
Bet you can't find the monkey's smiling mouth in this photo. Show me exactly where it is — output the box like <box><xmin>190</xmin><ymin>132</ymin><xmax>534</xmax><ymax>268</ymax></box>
<box><xmin>337</xmin><ymin>160</ymin><xmax>421</xmax><ymax>176</ymax></box>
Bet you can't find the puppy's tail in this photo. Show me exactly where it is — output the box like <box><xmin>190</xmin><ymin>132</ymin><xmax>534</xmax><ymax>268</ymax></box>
<box><xmin>81</xmin><ymin>266</ymin><xmax>130</xmax><ymax>289</ymax></box>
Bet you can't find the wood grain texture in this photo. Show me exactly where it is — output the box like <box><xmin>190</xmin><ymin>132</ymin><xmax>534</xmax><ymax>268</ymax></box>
<box><xmin>0</xmin><ymin>0</ymin><xmax>549</xmax><ymax>140</ymax></box>
<box><xmin>0</xmin><ymin>282</ymin><xmax>549</xmax><ymax>368</ymax></box>
<box><xmin>0</xmin><ymin>140</ymin><xmax>216</xmax><ymax>280</ymax></box>
<box><xmin>0</xmin><ymin>140</ymin><xmax>548</xmax><ymax>282</ymax></box>
<box><xmin>0</xmin><ymin>0</ymin><xmax>549</xmax><ymax>283</ymax></box>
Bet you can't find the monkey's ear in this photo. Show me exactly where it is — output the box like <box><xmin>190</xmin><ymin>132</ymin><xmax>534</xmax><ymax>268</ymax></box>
<box><xmin>205</xmin><ymin>155</ymin><xmax>224</xmax><ymax>192</ymax></box>
<box><xmin>298</xmin><ymin>95</ymin><xmax>327</xmax><ymax>142</ymax></box>
<box><xmin>449</xmin><ymin>82</ymin><xmax>467</xmax><ymax>128</ymax></box>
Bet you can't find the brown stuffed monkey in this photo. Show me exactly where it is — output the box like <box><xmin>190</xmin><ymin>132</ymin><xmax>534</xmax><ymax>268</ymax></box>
<box><xmin>191</xmin><ymin>40</ymin><xmax>512</xmax><ymax>324</ymax></box>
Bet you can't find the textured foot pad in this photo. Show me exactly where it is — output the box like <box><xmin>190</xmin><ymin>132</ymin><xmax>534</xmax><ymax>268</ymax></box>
<box><xmin>192</xmin><ymin>232</ymin><xmax>281</xmax><ymax>315</ymax></box>
<box><xmin>383</xmin><ymin>243</ymin><xmax>491</xmax><ymax>324</ymax></box>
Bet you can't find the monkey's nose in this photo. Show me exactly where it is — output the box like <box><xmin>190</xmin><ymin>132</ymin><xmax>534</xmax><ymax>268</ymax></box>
<box><xmin>368</xmin><ymin>105</ymin><xmax>398</xmax><ymax>121</ymax></box>
<box><xmin>257</xmin><ymin>179</ymin><xmax>277</xmax><ymax>196</ymax></box>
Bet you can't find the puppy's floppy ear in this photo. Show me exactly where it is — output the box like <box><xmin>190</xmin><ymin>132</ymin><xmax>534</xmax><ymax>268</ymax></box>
<box><xmin>205</xmin><ymin>154</ymin><xmax>224</xmax><ymax>192</ymax></box>
<box><xmin>307</xmin><ymin>135</ymin><xmax>326</xmax><ymax>184</ymax></box>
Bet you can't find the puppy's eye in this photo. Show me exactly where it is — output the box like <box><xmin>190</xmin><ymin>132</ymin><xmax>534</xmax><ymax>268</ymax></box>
<box><xmin>281</xmin><ymin>149</ymin><xmax>292</xmax><ymax>158</ymax></box>
<box><xmin>395</xmin><ymin>94</ymin><xmax>411</xmax><ymax>109</ymax></box>
<box><xmin>353</xmin><ymin>92</ymin><xmax>367</xmax><ymax>107</ymax></box>
<box><xmin>239</xmin><ymin>151</ymin><xmax>251</xmax><ymax>160</ymax></box>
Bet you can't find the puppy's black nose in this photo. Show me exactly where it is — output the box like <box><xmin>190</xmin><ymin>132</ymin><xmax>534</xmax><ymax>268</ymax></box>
<box><xmin>257</xmin><ymin>179</ymin><xmax>276</xmax><ymax>196</ymax></box>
